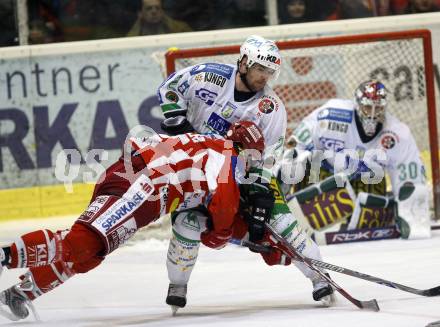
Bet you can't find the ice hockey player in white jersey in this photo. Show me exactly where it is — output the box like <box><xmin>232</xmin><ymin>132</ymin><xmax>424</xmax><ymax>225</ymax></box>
<box><xmin>282</xmin><ymin>80</ymin><xmax>430</xmax><ymax>240</ymax></box>
<box><xmin>159</xmin><ymin>36</ymin><xmax>286</xmax><ymax>160</ymax></box>
<box><xmin>158</xmin><ymin>35</ymin><xmax>334</xmax><ymax>313</ymax></box>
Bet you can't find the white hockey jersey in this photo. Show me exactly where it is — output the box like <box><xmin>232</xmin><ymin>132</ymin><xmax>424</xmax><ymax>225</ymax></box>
<box><xmin>292</xmin><ymin>98</ymin><xmax>430</xmax><ymax>239</ymax></box>
<box><xmin>158</xmin><ymin>63</ymin><xmax>286</xmax><ymax>161</ymax></box>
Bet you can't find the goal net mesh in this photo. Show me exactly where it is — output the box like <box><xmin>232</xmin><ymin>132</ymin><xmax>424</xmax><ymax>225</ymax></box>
<box><xmin>164</xmin><ymin>32</ymin><xmax>438</xmax><ymax>215</ymax></box>
<box><xmin>172</xmin><ymin>39</ymin><xmax>428</xmax><ymax>144</ymax></box>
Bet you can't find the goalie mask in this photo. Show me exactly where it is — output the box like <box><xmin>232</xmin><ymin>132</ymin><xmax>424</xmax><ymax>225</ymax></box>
<box><xmin>238</xmin><ymin>35</ymin><xmax>282</xmax><ymax>82</ymax></box>
<box><xmin>355</xmin><ymin>80</ymin><xmax>387</xmax><ymax>136</ymax></box>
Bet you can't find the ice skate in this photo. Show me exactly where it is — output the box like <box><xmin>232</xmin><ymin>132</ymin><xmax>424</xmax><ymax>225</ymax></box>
<box><xmin>0</xmin><ymin>286</ymin><xmax>31</xmax><ymax>321</ymax></box>
<box><xmin>166</xmin><ymin>283</ymin><xmax>187</xmax><ymax>315</ymax></box>
<box><xmin>312</xmin><ymin>274</ymin><xmax>335</xmax><ymax>307</ymax></box>
<box><xmin>0</xmin><ymin>272</ymin><xmax>40</xmax><ymax>321</ymax></box>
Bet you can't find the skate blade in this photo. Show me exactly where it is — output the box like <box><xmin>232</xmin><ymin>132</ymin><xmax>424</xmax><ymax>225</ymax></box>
<box><xmin>0</xmin><ymin>305</ymin><xmax>21</xmax><ymax>321</ymax></box>
<box><xmin>170</xmin><ymin>305</ymin><xmax>179</xmax><ymax>316</ymax></box>
<box><xmin>320</xmin><ymin>293</ymin><xmax>336</xmax><ymax>307</ymax></box>
<box><xmin>26</xmin><ymin>299</ymin><xmax>41</xmax><ymax>322</ymax></box>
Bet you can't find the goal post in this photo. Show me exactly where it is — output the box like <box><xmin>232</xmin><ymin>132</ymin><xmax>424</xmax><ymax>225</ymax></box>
<box><xmin>164</xmin><ymin>29</ymin><xmax>440</xmax><ymax>219</ymax></box>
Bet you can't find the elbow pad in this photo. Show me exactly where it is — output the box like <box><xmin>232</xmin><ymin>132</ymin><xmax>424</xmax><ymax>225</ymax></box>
<box><xmin>160</xmin><ymin>116</ymin><xmax>194</xmax><ymax>135</ymax></box>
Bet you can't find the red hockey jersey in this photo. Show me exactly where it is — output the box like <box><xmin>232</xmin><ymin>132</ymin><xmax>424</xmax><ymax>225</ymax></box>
<box><xmin>130</xmin><ymin>133</ymin><xmax>241</xmax><ymax>233</ymax></box>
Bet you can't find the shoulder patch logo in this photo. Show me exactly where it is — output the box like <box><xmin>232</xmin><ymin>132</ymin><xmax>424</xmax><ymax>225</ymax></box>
<box><xmin>381</xmin><ymin>135</ymin><xmax>395</xmax><ymax>149</ymax></box>
<box><xmin>381</xmin><ymin>134</ymin><xmax>396</xmax><ymax>149</ymax></box>
<box><xmin>258</xmin><ymin>95</ymin><xmax>278</xmax><ymax>114</ymax></box>
<box><xmin>165</xmin><ymin>91</ymin><xmax>179</xmax><ymax>103</ymax></box>
<box><xmin>380</xmin><ymin>130</ymin><xmax>399</xmax><ymax>150</ymax></box>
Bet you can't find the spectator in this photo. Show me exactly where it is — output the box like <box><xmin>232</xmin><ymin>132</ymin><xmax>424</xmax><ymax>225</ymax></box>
<box><xmin>28</xmin><ymin>1</ymin><xmax>64</xmax><ymax>43</ymax></box>
<box><xmin>162</xmin><ymin>0</ymin><xmax>216</xmax><ymax>31</ymax></box>
<box><xmin>390</xmin><ymin>0</ymin><xmax>410</xmax><ymax>13</ymax></box>
<box><xmin>278</xmin><ymin>0</ymin><xmax>315</xmax><ymax>23</ymax></box>
<box><xmin>278</xmin><ymin>0</ymin><xmax>338</xmax><ymax>23</ymax></box>
<box><xmin>48</xmin><ymin>0</ymin><xmax>95</xmax><ymax>42</ymax></box>
<box><xmin>0</xmin><ymin>0</ymin><xmax>17</xmax><ymax>46</ymax></box>
<box><xmin>337</xmin><ymin>0</ymin><xmax>377</xmax><ymax>18</ymax></box>
<box><xmin>28</xmin><ymin>19</ymin><xmax>56</xmax><ymax>44</ymax></box>
<box><xmin>404</xmin><ymin>0</ymin><xmax>440</xmax><ymax>13</ymax></box>
<box><xmin>127</xmin><ymin>0</ymin><xmax>192</xmax><ymax>36</ymax></box>
<box><xmin>375</xmin><ymin>0</ymin><xmax>392</xmax><ymax>15</ymax></box>
<box><xmin>216</xmin><ymin>0</ymin><xmax>267</xmax><ymax>29</ymax></box>
<box><xmin>317</xmin><ymin>0</ymin><xmax>340</xmax><ymax>19</ymax></box>
<box><xmin>92</xmin><ymin>1</ymin><xmax>139</xmax><ymax>39</ymax></box>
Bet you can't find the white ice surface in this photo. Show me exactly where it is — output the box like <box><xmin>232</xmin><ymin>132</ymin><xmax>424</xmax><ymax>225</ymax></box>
<box><xmin>1</xmin><ymin>217</ymin><xmax>440</xmax><ymax>327</ymax></box>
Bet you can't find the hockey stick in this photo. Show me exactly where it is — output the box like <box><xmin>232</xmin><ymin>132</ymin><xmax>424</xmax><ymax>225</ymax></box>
<box><xmin>264</xmin><ymin>223</ymin><xmax>380</xmax><ymax>311</ymax></box>
<box><xmin>306</xmin><ymin>257</ymin><xmax>440</xmax><ymax>297</ymax></box>
<box><xmin>241</xmin><ymin>238</ymin><xmax>440</xmax><ymax>297</ymax></box>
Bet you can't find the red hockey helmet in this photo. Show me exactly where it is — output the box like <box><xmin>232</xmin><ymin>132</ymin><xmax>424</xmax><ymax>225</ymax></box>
<box><xmin>226</xmin><ymin>121</ymin><xmax>265</xmax><ymax>153</ymax></box>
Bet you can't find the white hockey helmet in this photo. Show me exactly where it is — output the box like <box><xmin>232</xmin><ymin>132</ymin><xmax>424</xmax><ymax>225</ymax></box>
<box><xmin>239</xmin><ymin>35</ymin><xmax>281</xmax><ymax>80</ymax></box>
<box><xmin>354</xmin><ymin>80</ymin><xmax>387</xmax><ymax>136</ymax></box>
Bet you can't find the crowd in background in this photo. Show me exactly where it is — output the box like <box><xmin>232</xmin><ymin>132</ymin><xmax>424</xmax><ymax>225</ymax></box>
<box><xmin>0</xmin><ymin>0</ymin><xmax>439</xmax><ymax>46</ymax></box>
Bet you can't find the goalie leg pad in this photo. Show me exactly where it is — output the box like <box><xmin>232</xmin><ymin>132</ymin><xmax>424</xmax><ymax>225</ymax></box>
<box><xmin>166</xmin><ymin>211</ymin><xmax>208</xmax><ymax>285</ymax></box>
<box><xmin>397</xmin><ymin>184</ymin><xmax>431</xmax><ymax>239</ymax></box>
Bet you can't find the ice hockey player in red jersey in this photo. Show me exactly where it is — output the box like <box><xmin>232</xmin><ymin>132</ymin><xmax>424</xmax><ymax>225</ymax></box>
<box><xmin>0</xmin><ymin>120</ymin><xmax>264</xmax><ymax>322</ymax></box>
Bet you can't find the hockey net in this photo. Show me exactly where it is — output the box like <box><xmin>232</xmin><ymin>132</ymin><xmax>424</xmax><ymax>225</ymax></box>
<box><xmin>162</xmin><ymin>29</ymin><xmax>440</xmax><ymax>219</ymax></box>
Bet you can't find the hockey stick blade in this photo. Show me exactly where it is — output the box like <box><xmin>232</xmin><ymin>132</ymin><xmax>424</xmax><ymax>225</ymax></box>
<box><xmin>241</xmin><ymin>238</ymin><xmax>440</xmax><ymax>299</ymax></box>
<box><xmin>361</xmin><ymin>299</ymin><xmax>380</xmax><ymax>311</ymax></box>
<box><xmin>264</xmin><ymin>224</ymin><xmax>379</xmax><ymax>311</ymax></box>
<box><xmin>425</xmin><ymin>286</ymin><xmax>440</xmax><ymax>297</ymax></box>
<box><xmin>308</xmin><ymin>258</ymin><xmax>440</xmax><ymax>297</ymax></box>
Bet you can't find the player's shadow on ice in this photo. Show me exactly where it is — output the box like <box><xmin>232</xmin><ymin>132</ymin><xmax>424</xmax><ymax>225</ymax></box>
<box><xmin>84</xmin><ymin>301</ymin><xmax>340</xmax><ymax>326</ymax></box>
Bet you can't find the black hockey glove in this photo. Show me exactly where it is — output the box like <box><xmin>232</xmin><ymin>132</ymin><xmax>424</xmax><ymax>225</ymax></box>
<box><xmin>160</xmin><ymin>116</ymin><xmax>194</xmax><ymax>135</ymax></box>
<box><xmin>246</xmin><ymin>191</ymin><xmax>275</xmax><ymax>242</ymax></box>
